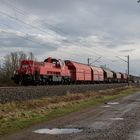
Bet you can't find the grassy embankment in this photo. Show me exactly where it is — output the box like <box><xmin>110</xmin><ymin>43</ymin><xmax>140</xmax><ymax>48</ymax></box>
<box><xmin>0</xmin><ymin>86</ymin><xmax>140</xmax><ymax>137</ymax></box>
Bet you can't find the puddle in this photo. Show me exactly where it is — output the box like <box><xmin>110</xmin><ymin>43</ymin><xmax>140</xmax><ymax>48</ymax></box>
<box><xmin>106</xmin><ymin>102</ymin><xmax>119</xmax><ymax>105</ymax></box>
<box><xmin>33</xmin><ymin>128</ymin><xmax>83</xmax><ymax>135</ymax></box>
<box><xmin>135</xmin><ymin>99</ymin><xmax>140</xmax><ymax>102</ymax></box>
<box><xmin>110</xmin><ymin>117</ymin><xmax>124</xmax><ymax>121</ymax></box>
<box><xmin>102</xmin><ymin>105</ymin><xmax>111</xmax><ymax>108</ymax></box>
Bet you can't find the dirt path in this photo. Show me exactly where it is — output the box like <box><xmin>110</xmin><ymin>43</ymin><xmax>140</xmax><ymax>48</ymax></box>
<box><xmin>1</xmin><ymin>91</ymin><xmax>140</xmax><ymax>140</ymax></box>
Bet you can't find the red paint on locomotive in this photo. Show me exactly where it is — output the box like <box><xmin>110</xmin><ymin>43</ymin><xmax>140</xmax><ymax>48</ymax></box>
<box><xmin>40</xmin><ymin>57</ymin><xmax>70</xmax><ymax>77</ymax></box>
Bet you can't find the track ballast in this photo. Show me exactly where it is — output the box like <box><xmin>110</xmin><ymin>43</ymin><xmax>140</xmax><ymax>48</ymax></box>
<box><xmin>0</xmin><ymin>83</ymin><xmax>132</xmax><ymax>104</ymax></box>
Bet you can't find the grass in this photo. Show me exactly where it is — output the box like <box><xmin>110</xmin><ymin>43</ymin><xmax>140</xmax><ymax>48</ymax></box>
<box><xmin>0</xmin><ymin>86</ymin><xmax>140</xmax><ymax>137</ymax></box>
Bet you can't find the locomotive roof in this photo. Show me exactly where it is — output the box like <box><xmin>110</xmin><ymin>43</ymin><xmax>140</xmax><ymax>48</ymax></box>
<box><xmin>65</xmin><ymin>60</ymin><xmax>89</xmax><ymax>66</ymax></box>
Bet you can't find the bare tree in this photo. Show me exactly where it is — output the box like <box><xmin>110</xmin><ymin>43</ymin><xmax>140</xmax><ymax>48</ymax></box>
<box><xmin>19</xmin><ymin>51</ymin><xmax>27</xmax><ymax>63</ymax></box>
<box><xmin>28</xmin><ymin>52</ymin><xmax>36</xmax><ymax>60</ymax></box>
<box><xmin>3</xmin><ymin>52</ymin><xmax>19</xmax><ymax>78</ymax></box>
<box><xmin>0</xmin><ymin>51</ymin><xmax>36</xmax><ymax>85</ymax></box>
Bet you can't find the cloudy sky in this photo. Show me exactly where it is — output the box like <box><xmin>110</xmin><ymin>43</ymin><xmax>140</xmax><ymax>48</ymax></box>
<box><xmin>0</xmin><ymin>0</ymin><xmax>140</xmax><ymax>75</ymax></box>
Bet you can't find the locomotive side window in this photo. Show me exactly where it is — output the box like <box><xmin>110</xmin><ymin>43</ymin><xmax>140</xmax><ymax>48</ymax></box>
<box><xmin>52</xmin><ymin>59</ymin><xmax>61</xmax><ymax>68</ymax></box>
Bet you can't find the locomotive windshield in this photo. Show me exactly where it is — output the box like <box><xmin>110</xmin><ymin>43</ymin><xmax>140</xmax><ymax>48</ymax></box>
<box><xmin>21</xmin><ymin>64</ymin><xmax>29</xmax><ymax>68</ymax></box>
<box><xmin>44</xmin><ymin>57</ymin><xmax>65</xmax><ymax>68</ymax></box>
<box><xmin>20</xmin><ymin>60</ymin><xmax>33</xmax><ymax>68</ymax></box>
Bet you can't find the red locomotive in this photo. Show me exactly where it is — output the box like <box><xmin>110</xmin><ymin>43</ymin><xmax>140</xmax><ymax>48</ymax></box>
<box><xmin>12</xmin><ymin>57</ymin><xmax>130</xmax><ymax>85</ymax></box>
<box><xmin>12</xmin><ymin>57</ymin><xmax>70</xmax><ymax>85</ymax></box>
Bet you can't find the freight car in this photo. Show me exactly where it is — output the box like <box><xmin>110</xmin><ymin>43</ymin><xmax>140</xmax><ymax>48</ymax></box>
<box><xmin>102</xmin><ymin>68</ymin><xmax>114</xmax><ymax>83</ymax></box>
<box><xmin>90</xmin><ymin>66</ymin><xmax>104</xmax><ymax>83</ymax></box>
<box><xmin>65</xmin><ymin>60</ymin><xmax>92</xmax><ymax>84</ymax></box>
<box><xmin>111</xmin><ymin>71</ymin><xmax>122</xmax><ymax>83</ymax></box>
<box><xmin>12</xmin><ymin>57</ymin><xmax>135</xmax><ymax>85</ymax></box>
<box><xmin>129</xmin><ymin>75</ymin><xmax>140</xmax><ymax>83</ymax></box>
<box><xmin>120</xmin><ymin>73</ymin><xmax>128</xmax><ymax>83</ymax></box>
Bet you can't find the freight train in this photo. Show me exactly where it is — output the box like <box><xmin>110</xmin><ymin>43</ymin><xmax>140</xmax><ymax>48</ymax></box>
<box><xmin>12</xmin><ymin>57</ymin><xmax>140</xmax><ymax>85</ymax></box>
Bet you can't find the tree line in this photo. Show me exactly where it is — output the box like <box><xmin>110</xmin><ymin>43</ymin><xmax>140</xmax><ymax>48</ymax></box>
<box><xmin>0</xmin><ymin>51</ymin><xmax>36</xmax><ymax>86</ymax></box>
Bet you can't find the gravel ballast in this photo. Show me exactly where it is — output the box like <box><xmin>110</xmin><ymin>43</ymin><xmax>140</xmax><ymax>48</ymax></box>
<box><xmin>0</xmin><ymin>84</ymin><xmax>128</xmax><ymax>104</ymax></box>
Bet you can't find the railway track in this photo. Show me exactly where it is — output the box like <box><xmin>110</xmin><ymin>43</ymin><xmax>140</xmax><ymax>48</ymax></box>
<box><xmin>0</xmin><ymin>83</ymin><xmax>135</xmax><ymax>104</ymax></box>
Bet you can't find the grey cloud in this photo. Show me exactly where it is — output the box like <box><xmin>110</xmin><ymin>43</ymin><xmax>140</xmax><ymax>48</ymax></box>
<box><xmin>0</xmin><ymin>30</ymin><xmax>59</xmax><ymax>57</ymax></box>
<box><xmin>1</xmin><ymin>0</ymin><xmax>139</xmax><ymax>46</ymax></box>
<box><xmin>4</xmin><ymin>0</ymin><xmax>140</xmax><ymax>40</ymax></box>
<box><xmin>0</xmin><ymin>0</ymin><xmax>140</xmax><ymax>75</ymax></box>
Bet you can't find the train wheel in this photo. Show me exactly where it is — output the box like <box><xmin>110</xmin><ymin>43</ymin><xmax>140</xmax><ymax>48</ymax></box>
<box><xmin>48</xmin><ymin>77</ymin><xmax>53</xmax><ymax>85</ymax></box>
<box><xmin>18</xmin><ymin>78</ymin><xmax>23</xmax><ymax>86</ymax></box>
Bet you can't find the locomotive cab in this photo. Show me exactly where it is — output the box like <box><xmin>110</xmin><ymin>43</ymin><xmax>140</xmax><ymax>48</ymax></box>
<box><xmin>12</xmin><ymin>60</ymin><xmax>41</xmax><ymax>85</ymax></box>
<box><xmin>39</xmin><ymin>57</ymin><xmax>70</xmax><ymax>84</ymax></box>
<box><xmin>44</xmin><ymin>57</ymin><xmax>62</xmax><ymax>68</ymax></box>
<box><xmin>20</xmin><ymin>60</ymin><xmax>34</xmax><ymax>74</ymax></box>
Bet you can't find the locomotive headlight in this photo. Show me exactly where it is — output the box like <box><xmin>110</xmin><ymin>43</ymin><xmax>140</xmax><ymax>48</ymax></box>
<box><xmin>14</xmin><ymin>70</ymin><xmax>18</xmax><ymax>74</ymax></box>
<box><xmin>26</xmin><ymin>70</ymin><xmax>29</xmax><ymax>74</ymax></box>
<box><xmin>14</xmin><ymin>70</ymin><xmax>16</xmax><ymax>74</ymax></box>
<box><xmin>26</xmin><ymin>70</ymin><xmax>31</xmax><ymax>74</ymax></box>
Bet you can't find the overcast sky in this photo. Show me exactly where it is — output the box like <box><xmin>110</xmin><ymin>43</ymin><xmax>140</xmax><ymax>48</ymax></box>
<box><xmin>0</xmin><ymin>0</ymin><xmax>140</xmax><ymax>75</ymax></box>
